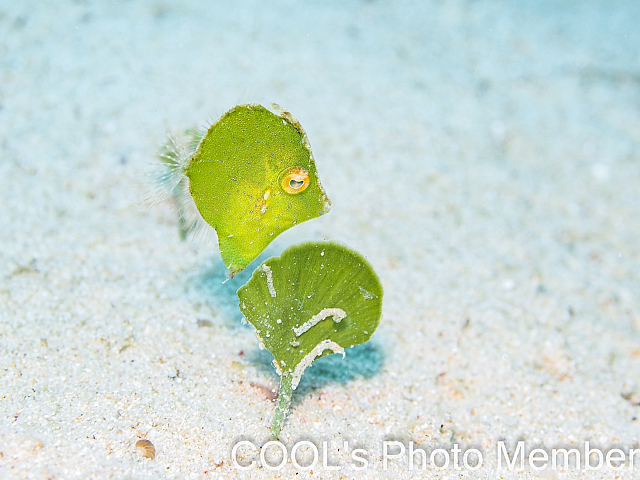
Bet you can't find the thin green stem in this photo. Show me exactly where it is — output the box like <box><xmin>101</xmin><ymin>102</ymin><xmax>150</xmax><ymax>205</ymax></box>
<box><xmin>272</xmin><ymin>373</ymin><xmax>293</xmax><ymax>439</ymax></box>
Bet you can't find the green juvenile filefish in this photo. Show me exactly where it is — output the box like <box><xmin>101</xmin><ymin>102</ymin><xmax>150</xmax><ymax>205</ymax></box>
<box><xmin>157</xmin><ymin>104</ymin><xmax>331</xmax><ymax>275</ymax></box>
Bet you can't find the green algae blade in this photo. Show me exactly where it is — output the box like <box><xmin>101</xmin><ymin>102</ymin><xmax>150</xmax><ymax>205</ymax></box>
<box><xmin>237</xmin><ymin>241</ymin><xmax>383</xmax><ymax>438</ymax></box>
<box><xmin>186</xmin><ymin>105</ymin><xmax>331</xmax><ymax>275</ymax></box>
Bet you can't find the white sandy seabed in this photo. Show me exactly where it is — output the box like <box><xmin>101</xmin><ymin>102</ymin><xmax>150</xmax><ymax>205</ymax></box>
<box><xmin>1</xmin><ymin>1</ymin><xmax>640</xmax><ymax>479</ymax></box>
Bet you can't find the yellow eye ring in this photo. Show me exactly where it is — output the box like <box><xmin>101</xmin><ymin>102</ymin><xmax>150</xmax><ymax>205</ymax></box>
<box><xmin>280</xmin><ymin>167</ymin><xmax>310</xmax><ymax>194</ymax></box>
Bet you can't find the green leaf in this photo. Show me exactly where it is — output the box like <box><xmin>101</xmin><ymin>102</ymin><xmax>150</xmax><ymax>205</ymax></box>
<box><xmin>237</xmin><ymin>241</ymin><xmax>383</xmax><ymax>437</ymax></box>
<box><xmin>186</xmin><ymin>105</ymin><xmax>331</xmax><ymax>274</ymax></box>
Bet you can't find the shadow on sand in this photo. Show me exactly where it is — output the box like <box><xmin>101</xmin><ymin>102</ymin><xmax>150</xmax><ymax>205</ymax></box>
<box><xmin>247</xmin><ymin>341</ymin><xmax>384</xmax><ymax>407</ymax></box>
<box><xmin>185</xmin><ymin>250</ymin><xmax>272</xmax><ymax>328</ymax></box>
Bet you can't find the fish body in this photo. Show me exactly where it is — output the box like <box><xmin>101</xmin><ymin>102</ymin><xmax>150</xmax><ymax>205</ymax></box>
<box><xmin>181</xmin><ymin>104</ymin><xmax>330</xmax><ymax>274</ymax></box>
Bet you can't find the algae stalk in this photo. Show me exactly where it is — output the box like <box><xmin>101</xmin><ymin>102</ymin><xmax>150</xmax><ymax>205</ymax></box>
<box><xmin>272</xmin><ymin>373</ymin><xmax>293</xmax><ymax>439</ymax></box>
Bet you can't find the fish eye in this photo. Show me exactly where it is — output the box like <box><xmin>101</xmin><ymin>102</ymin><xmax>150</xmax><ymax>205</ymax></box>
<box><xmin>289</xmin><ymin>179</ymin><xmax>304</xmax><ymax>189</ymax></box>
<box><xmin>280</xmin><ymin>167</ymin><xmax>310</xmax><ymax>194</ymax></box>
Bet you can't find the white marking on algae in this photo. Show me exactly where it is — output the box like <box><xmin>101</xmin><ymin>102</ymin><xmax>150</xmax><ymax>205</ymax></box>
<box><xmin>359</xmin><ymin>286</ymin><xmax>374</xmax><ymax>300</ymax></box>
<box><xmin>293</xmin><ymin>308</ymin><xmax>347</xmax><ymax>337</ymax></box>
<box><xmin>291</xmin><ymin>340</ymin><xmax>345</xmax><ymax>390</ymax></box>
<box><xmin>260</xmin><ymin>264</ymin><xmax>276</xmax><ymax>297</ymax></box>
<box><xmin>272</xmin><ymin>359</ymin><xmax>282</xmax><ymax>376</ymax></box>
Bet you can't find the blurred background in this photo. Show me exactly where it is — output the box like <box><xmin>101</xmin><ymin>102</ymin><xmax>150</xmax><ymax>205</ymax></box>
<box><xmin>1</xmin><ymin>1</ymin><xmax>639</xmax><ymax>478</ymax></box>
